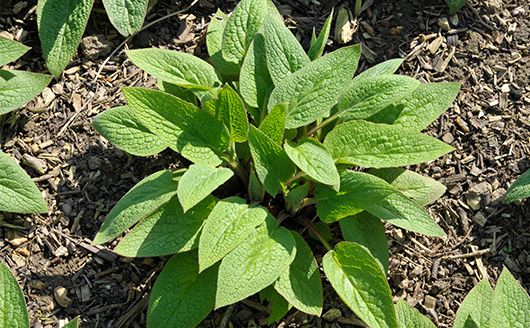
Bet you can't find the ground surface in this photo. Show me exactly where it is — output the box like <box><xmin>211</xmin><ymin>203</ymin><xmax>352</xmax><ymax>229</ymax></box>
<box><xmin>0</xmin><ymin>0</ymin><xmax>528</xmax><ymax>327</ymax></box>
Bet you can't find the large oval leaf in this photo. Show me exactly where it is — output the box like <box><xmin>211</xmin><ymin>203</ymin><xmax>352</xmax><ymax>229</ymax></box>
<box><xmin>93</xmin><ymin>170</ymin><xmax>180</xmax><ymax>245</ymax></box>
<box><xmin>490</xmin><ymin>268</ymin><xmax>530</xmax><ymax>328</ymax></box>
<box><xmin>215</xmin><ymin>217</ymin><xmax>296</xmax><ymax>308</ymax></box>
<box><xmin>147</xmin><ymin>252</ymin><xmax>218</xmax><ymax>328</ymax></box>
<box><xmin>395</xmin><ymin>300</ymin><xmax>435</xmax><ymax>328</ymax></box>
<box><xmin>323</xmin><ymin>242</ymin><xmax>397</xmax><ymax>328</ymax></box>
<box><xmin>93</xmin><ymin>105</ymin><xmax>168</xmax><ymax>157</ymax></box>
<box><xmin>0</xmin><ymin>151</ymin><xmax>47</xmax><ymax>214</ymax></box>
<box><xmin>0</xmin><ymin>70</ymin><xmax>52</xmax><ymax>115</ymax></box>
<box><xmin>0</xmin><ymin>262</ymin><xmax>29</xmax><ymax>328</ymax></box>
<box><xmin>453</xmin><ymin>279</ymin><xmax>493</xmax><ymax>328</ymax></box>
<box><xmin>0</xmin><ymin>37</ymin><xmax>29</xmax><ymax>66</ymax></box>
<box><xmin>102</xmin><ymin>0</ymin><xmax>149</xmax><ymax>36</ymax></box>
<box><xmin>37</xmin><ymin>0</ymin><xmax>94</xmax><ymax>76</ymax></box>
<box><xmin>206</xmin><ymin>10</ymin><xmax>240</xmax><ymax>80</ymax></box>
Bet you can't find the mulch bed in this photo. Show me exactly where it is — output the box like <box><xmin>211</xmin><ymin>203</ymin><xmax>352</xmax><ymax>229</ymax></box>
<box><xmin>0</xmin><ymin>0</ymin><xmax>528</xmax><ymax>327</ymax></box>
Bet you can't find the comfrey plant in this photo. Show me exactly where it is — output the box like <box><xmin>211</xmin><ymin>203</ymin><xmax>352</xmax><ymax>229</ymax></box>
<box><xmin>505</xmin><ymin>169</ymin><xmax>530</xmax><ymax>203</ymax></box>
<box><xmin>92</xmin><ymin>0</ymin><xmax>460</xmax><ymax>326</ymax></box>
<box><xmin>0</xmin><ymin>37</ymin><xmax>50</xmax><ymax>214</ymax></box>
<box><xmin>397</xmin><ymin>267</ymin><xmax>530</xmax><ymax>327</ymax></box>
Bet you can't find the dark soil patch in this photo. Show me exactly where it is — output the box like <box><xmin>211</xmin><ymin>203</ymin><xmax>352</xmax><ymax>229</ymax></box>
<box><xmin>0</xmin><ymin>0</ymin><xmax>528</xmax><ymax>327</ymax></box>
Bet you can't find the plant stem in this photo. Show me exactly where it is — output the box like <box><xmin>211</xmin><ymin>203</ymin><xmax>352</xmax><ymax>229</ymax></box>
<box><xmin>285</xmin><ymin>171</ymin><xmax>305</xmax><ymax>187</ymax></box>
<box><xmin>298</xmin><ymin>216</ymin><xmax>332</xmax><ymax>251</ymax></box>
<box><xmin>307</xmin><ymin>114</ymin><xmax>337</xmax><ymax>136</ymax></box>
<box><xmin>227</xmin><ymin>159</ymin><xmax>249</xmax><ymax>187</ymax></box>
<box><xmin>300</xmin><ymin>197</ymin><xmax>316</xmax><ymax>209</ymax></box>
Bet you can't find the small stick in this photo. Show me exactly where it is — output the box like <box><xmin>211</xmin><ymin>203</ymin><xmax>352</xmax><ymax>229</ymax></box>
<box><xmin>442</xmin><ymin>248</ymin><xmax>492</xmax><ymax>260</ymax></box>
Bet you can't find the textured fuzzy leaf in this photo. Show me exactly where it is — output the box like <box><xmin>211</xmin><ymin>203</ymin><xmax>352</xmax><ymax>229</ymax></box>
<box><xmin>102</xmin><ymin>0</ymin><xmax>149</xmax><ymax>36</ymax></box>
<box><xmin>370</xmin><ymin>83</ymin><xmax>460</xmax><ymax>131</ymax></box>
<box><xmin>0</xmin><ymin>70</ymin><xmax>52</xmax><ymax>115</ymax></box>
<box><xmin>239</xmin><ymin>33</ymin><xmax>273</xmax><ymax>110</ymax></box>
<box><xmin>369</xmin><ymin>168</ymin><xmax>446</xmax><ymax>206</ymax></box>
<box><xmin>199</xmin><ymin>197</ymin><xmax>268</xmax><ymax>271</ymax></box>
<box><xmin>269</xmin><ymin>45</ymin><xmax>361</xmax><ymax>129</ymax></box>
<box><xmin>259</xmin><ymin>103</ymin><xmax>287</xmax><ymax>145</ymax></box>
<box><xmin>147</xmin><ymin>253</ymin><xmax>218</xmax><ymax>328</ymax></box>
<box><xmin>367</xmin><ymin>193</ymin><xmax>445</xmax><ymax>237</ymax></box>
<box><xmin>505</xmin><ymin>169</ymin><xmax>530</xmax><ymax>203</ymax></box>
<box><xmin>285</xmin><ymin>183</ymin><xmax>310</xmax><ymax>214</ymax></box>
<box><xmin>324</xmin><ymin>120</ymin><xmax>453</xmax><ymax>168</ymax></box>
<box><xmin>215</xmin><ymin>84</ymin><xmax>249</xmax><ymax>142</ymax></box>
<box><xmin>37</xmin><ymin>0</ymin><xmax>94</xmax><ymax>76</ymax></box>
<box><xmin>323</xmin><ymin>242</ymin><xmax>397</xmax><ymax>328</ymax></box>
<box><xmin>123</xmin><ymin>87</ymin><xmax>230</xmax><ymax>166</ymax></box>
<box><xmin>127</xmin><ymin>49</ymin><xmax>220</xmax><ymax>90</ymax></box>
<box><xmin>177</xmin><ymin>164</ymin><xmax>233</xmax><ymax>213</ymax></box>
<box><xmin>336</xmin><ymin>75</ymin><xmax>420</xmax><ymax>120</ymax></box>
<box><xmin>0</xmin><ymin>151</ymin><xmax>47</xmax><ymax>214</ymax></box>
<box><xmin>284</xmin><ymin>139</ymin><xmax>339</xmax><ymax>186</ymax></box>
<box><xmin>263</xmin><ymin>14</ymin><xmax>310</xmax><ymax>85</ymax></box>
<box><xmin>93</xmin><ymin>170</ymin><xmax>180</xmax><ymax>244</ymax></box>
<box><xmin>0</xmin><ymin>37</ymin><xmax>29</xmax><ymax>66</ymax></box>
<box><xmin>490</xmin><ymin>268</ymin><xmax>530</xmax><ymax>328</ymax></box>
<box><xmin>207</xmin><ymin>10</ymin><xmax>240</xmax><ymax>80</ymax></box>
<box><xmin>453</xmin><ymin>279</ymin><xmax>493</xmax><ymax>328</ymax></box>
<box><xmin>215</xmin><ymin>217</ymin><xmax>296</xmax><ymax>308</ymax></box>
<box><xmin>396</xmin><ymin>300</ymin><xmax>435</xmax><ymax>328</ymax></box>
<box><xmin>307</xmin><ymin>10</ymin><xmax>332</xmax><ymax>60</ymax></box>
<box><xmin>340</xmin><ymin>213</ymin><xmax>389</xmax><ymax>273</ymax></box>
<box><xmin>0</xmin><ymin>262</ymin><xmax>29</xmax><ymax>328</ymax></box>
<box><xmin>315</xmin><ymin>171</ymin><xmax>395</xmax><ymax>223</ymax></box>
<box><xmin>93</xmin><ymin>106</ymin><xmax>168</xmax><ymax>157</ymax></box>
<box><xmin>157</xmin><ymin>81</ymin><xmax>198</xmax><ymax>105</ymax></box>
<box><xmin>248</xmin><ymin>126</ymin><xmax>296</xmax><ymax>195</ymax></box>
<box><xmin>221</xmin><ymin>0</ymin><xmax>270</xmax><ymax>67</ymax></box>
<box><xmin>355</xmin><ymin>59</ymin><xmax>403</xmax><ymax>81</ymax></box>
<box><xmin>114</xmin><ymin>196</ymin><xmax>216</xmax><ymax>257</ymax></box>
<box><xmin>274</xmin><ymin>232</ymin><xmax>323</xmax><ymax>316</ymax></box>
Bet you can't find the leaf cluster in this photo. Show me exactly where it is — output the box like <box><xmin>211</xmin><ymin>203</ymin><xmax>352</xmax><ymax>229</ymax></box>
<box><xmin>92</xmin><ymin>0</ymin><xmax>462</xmax><ymax>326</ymax></box>
<box><xmin>0</xmin><ymin>37</ymin><xmax>50</xmax><ymax>214</ymax></box>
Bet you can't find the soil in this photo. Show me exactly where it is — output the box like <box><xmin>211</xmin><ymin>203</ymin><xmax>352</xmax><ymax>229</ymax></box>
<box><xmin>0</xmin><ymin>0</ymin><xmax>528</xmax><ymax>327</ymax></box>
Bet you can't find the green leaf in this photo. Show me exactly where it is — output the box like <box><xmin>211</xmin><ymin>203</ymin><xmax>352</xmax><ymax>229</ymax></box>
<box><xmin>239</xmin><ymin>33</ymin><xmax>273</xmax><ymax>110</ymax></box>
<box><xmin>248</xmin><ymin>126</ymin><xmax>296</xmax><ymax>195</ymax></box>
<box><xmin>157</xmin><ymin>81</ymin><xmax>198</xmax><ymax>105</ymax></box>
<box><xmin>260</xmin><ymin>286</ymin><xmax>291</xmax><ymax>324</ymax></box>
<box><xmin>285</xmin><ymin>139</ymin><xmax>339</xmax><ymax>186</ymax></box>
<box><xmin>340</xmin><ymin>212</ymin><xmax>389</xmax><ymax>273</ymax></box>
<box><xmin>323</xmin><ymin>242</ymin><xmax>397</xmax><ymax>328</ymax></box>
<box><xmin>274</xmin><ymin>232</ymin><xmax>323</xmax><ymax>316</ymax></box>
<box><xmin>0</xmin><ymin>70</ymin><xmax>52</xmax><ymax>115</ymax></box>
<box><xmin>285</xmin><ymin>183</ymin><xmax>310</xmax><ymax>214</ymax></box>
<box><xmin>354</xmin><ymin>59</ymin><xmax>403</xmax><ymax>81</ymax></box>
<box><xmin>307</xmin><ymin>10</ymin><xmax>332</xmax><ymax>60</ymax></box>
<box><xmin>0</xmin><ymin>262</ymin><xmax>29</xmax><ymax>328</ymax></box>
<box><xmin>490</xmin><ymin>267</ymin><xmax>530</xmax><ymax>328</ymax></box>
<box><xmin>369</xmin><ymin>168</ymin><xmax>446</xmax><ymax>206</ymax></box>
<box><xmin>395</xmin><ymin>300</ymin><xmax>435</xmax><ymax>328</ymax></box>
<box><xmin>102</xmin><ymin>0</ymin><xmax>148</xmax><ymax>36</ymax></box>
<box><xmin>93</xmin><ymin>105</ymin><xmax>168</xmax><ymax>157</ymax></box>
<box><xmin>259</xmin><ymin>103</ymin><xmax>287</xmax><ymax>145</ymax></box>
<box><xmin>215</xmin><ymin>84</ymin><xmax>249</xmax><ymax>142</ymax></box>
<box><xmin>93</xmin><ymin>170</ymin><xmax>180</xmax><ymax>244</ymax></box>
<box><xmin>37</xmin><ymin>0</ymin><xmax>94</xmax><ymax>76</ymax></box>
<box><xmin>148</xmin><ymin>252</ymin><xmax>218</xmax><ymax>328</ymax></box>
<box><xmin>263</xmin><ymin>14</ymin><xmax>310</xmax><ymax>85</ymax></box>
<box><xmin>177</xmin><ymin>164</ymin><xmax>233</xmax><ymax>213</ymax></box>
<box><xmin>505</xmin><ymin>169</ymin><xmax>530</xmax><ymax>203</ymax></box>
<box><xmin>114</xmin><ymin>196</ymin><xmax>216</xmax><ymax>257</ymax></box>
<box><xmin>221</xmin><ymin>0</ymin><xmax>270</xmax><ymax>67</ymax></box>
<box><xmin>370</xmin><ymin>83</ymin><xmax>460</xmax><ymax>131</ymax></box>
<box><xmin>315</xmin><ymin>170</ymin><xmax>395</xmax><ymax>223</ymax></box>
<box><xmin>248</xmin><ymin>167</ymin><xmax>265</xmax><ymax>202</ymax></box>
<box><xmin>207</xmin><ymin>10</ymin><xmax>240</xmax><ymax>80</ymax></box>
<box><xmin>0</xmin><ymin>37</ymin><xmax>29</xmax><ymax>66</ymax></box>
<box><xmin>446</xmin><ymin>0</ymin><xmax>466</xmax><ymax>14</ymax></box>
<box><xmin>126</xmin><ymin>49</ymin><xmax>220</xmax><ymax>90</ymax></box>
<box><xmin>453</xmin><ymin>279</ymin><xmax>493</xmax><ymax>328</ymax></box>
<box><xmin>0</xmin><ymin>151</ymin><xmax>48</xmax><ymax>214</ymax></box>
<box><xmin>324</xmin><ymin>120</ymin><xmax>453</xmax><ymax>168</ymax></box>
<box><xmin>215</xmin><ymin>216</ymin><xmax>296</xmax><ymax>308</ymax></box>
<box><xmin>123</xmin><ymin>87</ymin><xmax>230</xmax><ymax>166</ymax></box>
<box><xmin>269</xmin><ymin>45</ymin><xmax>362</xmax><ymax>129</ymax></box>
<box><xmin>336</xmin><ymin>75</ymin><xmax>420</xmax><ymax>121</ymax></box>
<box><xmin>62</xmin><ymin>317</ymin><xmax>80</xmax><ymax>328</ymax></box>
<box><xmin>199</xmin><ymin>197</ymin><xmax>268</xmax><ymax>271</ymax></box>
<box><xmin>367</xmin><ymin>193</ymin><xmax>445</xmax><ymax>237</ymax></box>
